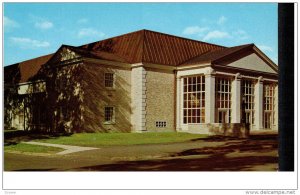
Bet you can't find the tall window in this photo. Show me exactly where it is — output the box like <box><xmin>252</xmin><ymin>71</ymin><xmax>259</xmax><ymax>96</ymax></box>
<box><xmin>216</xmin><ymin>78</ymin><xmax>231</xmax><ymax>123</ymax></box>
<box><xmin>104</xmin><ymin>106</ymin><xmax>114</xmax><ymax>123</ymax></box>
<box><xmin>263</xmin><ymin>84</ymin><xmax>275</xmax><ymax>129</ymax></box>
<box><xmin>242</xmin><ymin>80</ymin><xmax>255</xmax><ymax>124</ymax></box>
<box><xmin>183</xmin><ymin>75</ymin><xmax>205</xmax><ymax>124</ymax></box>
<box><xmin>105</xmin><ymin>73</ymin><xmax>114</xmax><ymax>88</ymax></box>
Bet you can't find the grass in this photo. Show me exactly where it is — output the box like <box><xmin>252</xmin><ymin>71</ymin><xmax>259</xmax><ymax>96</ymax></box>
<box><xmin>36</xmin><ymin>132</ymin><xmax>208</xmax><ymax>147</ymax></box>
<box><xmin>4</xmin><ymin>143</ymin><xmax>63</xmax><ymax>154</ymax></box>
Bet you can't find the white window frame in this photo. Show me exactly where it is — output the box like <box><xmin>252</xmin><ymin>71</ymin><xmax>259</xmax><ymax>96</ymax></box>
<box><xmin>216</xmin><ymin>77</ymin><xmax>232</xmax><ymax>123</ymax></box>
<box><xmin>183</xmin><ymin>75</ymin><xmax>205</xmax><ymax>124</ymax></box>
<box><xmin>263</xmin><ymin>83</ymin><xmax>275</xmax><ymax>129</ymax></box>
<box><xmin>242</xmin><ymin>80</ymin><xmax>255</xmax><ymax>125</ymax></box>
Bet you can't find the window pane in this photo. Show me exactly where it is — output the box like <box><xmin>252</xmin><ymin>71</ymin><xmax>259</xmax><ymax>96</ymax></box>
<box><xmin>105</xmin><ymin>73</ymin><xmax>114</xmax><ymax>87</ymax></box>
<box><xmin>181</xmin><ymin>75</ymin><xmax>205</xmax><ymax>124</ymax></box>
<box><xmin>104</xmin><ymin>107</ymin><xmax>114</xmax><ymax>122</ymax></box>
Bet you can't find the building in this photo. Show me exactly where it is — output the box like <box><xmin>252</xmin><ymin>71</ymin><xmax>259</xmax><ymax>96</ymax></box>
<box><xmin>4</xmin><ymin>29</ymin><xmax>278</xmax><ymax>135</ymax></box>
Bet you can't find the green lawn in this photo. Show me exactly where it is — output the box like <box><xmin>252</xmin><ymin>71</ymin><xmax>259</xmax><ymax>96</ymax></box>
<box><xmin>36</xmin><ymin>132</ymin><xmax>208</xmax><ymax>147</ymax></box>
<box><xmin>4</xmin><ymin>143</ymin><xmax>63</xmax><ymax>154</ymax></box>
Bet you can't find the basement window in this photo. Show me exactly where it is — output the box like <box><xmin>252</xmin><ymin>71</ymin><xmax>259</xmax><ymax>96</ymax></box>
<box><xmin>156</xmin><ymin>121</ymin><xmax>166</xmax><ymax>128</ymax></box>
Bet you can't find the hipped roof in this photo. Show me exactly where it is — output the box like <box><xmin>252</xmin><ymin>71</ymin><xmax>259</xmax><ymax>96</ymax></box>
<box><xmin>5</xmin><ymin>29</ymin><xmax>277</xmax><ymax>84</ymax></box>
<box><xmin>79</xmin><ymin>29</ymin><xmax>225</xmax><ymax>65</ymax></box>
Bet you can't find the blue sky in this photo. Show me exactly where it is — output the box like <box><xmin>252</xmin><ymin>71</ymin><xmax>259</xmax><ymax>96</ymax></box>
<box><xmin>4</xmin><ymin>3</ymin><xmax>278</xmax><ymax>66</ymax></box>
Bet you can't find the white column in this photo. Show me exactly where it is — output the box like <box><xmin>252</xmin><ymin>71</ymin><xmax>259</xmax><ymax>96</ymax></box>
<box><xmin>231</xmin><ymin>73</ymin><xmax>241</xmax><ymax>123</ymax></box>
<box><xmin>176</xmin><ymin>77</ymin><xmax>181</xmax><ymax>131</ymax></box>
<box><xmin>205</xmin><ymin>71</ymin><xmax>215</xmax><ymax>124</ymax></box>
<box><xmin>131</xmin><ymin>66</ymin><xmax>147</xmax><ymax>132</ymax></box>
<box><xmin>254</xmin><ymin>76</ymin><xmax>263</xmax><ymax>130</ymax></box>
<box><xmin>273</xmin><ymin>84</ymin><xmax>278</xmax><ymax>130</ymax></box>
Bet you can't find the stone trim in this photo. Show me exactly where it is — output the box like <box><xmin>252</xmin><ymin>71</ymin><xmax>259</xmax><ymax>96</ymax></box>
<box><xmin>131</xmin><ymin>66</ymin><xmax>147</xmax><ymax>132</ymax></box>
<box><xmin>176</xmin><ymin>77</ymin><xmax>181</xmax><ymax>131</ymax></box>
<box><xmin>254</xmin><ymin>76</ymin><xmax>264</xmax><ymax>130</ymax></box>
<box><xmin>231</xmin><ymin>73</ymin><xmax>241</xmax><ymax>123</ymax></box>
<box><xmin>205</xmin><ymin>68</ymin><xmax>216</xmax><ymax>123</ymax></box>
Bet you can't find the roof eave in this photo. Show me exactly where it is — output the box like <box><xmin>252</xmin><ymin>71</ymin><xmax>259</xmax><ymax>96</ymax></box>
<box><xmin>177</xmin><ymin>61</ymin><xmax>212</xmax><ymax>70</ymax></box>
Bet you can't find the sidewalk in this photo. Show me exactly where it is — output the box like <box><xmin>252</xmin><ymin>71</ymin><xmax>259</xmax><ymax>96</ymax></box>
<box><xmin>22</xmin><ymin>141</ymin><xmax>99</xmax><ymax>155</ymax></box>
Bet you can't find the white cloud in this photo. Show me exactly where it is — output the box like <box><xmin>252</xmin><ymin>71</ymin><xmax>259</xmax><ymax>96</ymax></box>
<box><xmin>4</xmin><ymin>16</ymin><xmax>19</xmax><ymax>30</ymax></box>
<box><xmin>257</xmin><ymin>45</ymin><xmax>273</xmax><ymax>52</ymax></box>
<box><xmin>183</xmin><ymin>26</ymin><xmax>209</xmax><ymax>35</ymax></box>
<box><xmin>35</xmin><ymin>21</ymin><xmax>53</xmax><ymax>30</ymax></box>
<box><xmin>217</xmin><ymin>16</ymin><xmax>227</xmax><ymax>25</ymax></box>
<box><xmin>77</xmin><ymin>18</ymin><xmax>88</xmax><ymax>24</ymax></box>
<box><xmin>202</xmin><ymin>30</ymin><xmax>231</xmax><ymax>41</ymax></box>
<box><xmin>233</xmin><ymin>29</ymin><xmax>249</xmax><ymax>40</ymax></box>
<box><xmin>78</xmin><ymin>28</ymin><xmax>105</xmax><ymax>38</ymax></box>
<box><xmin>10</xmin><ymin>37</ymin><xmax>50</xmax><ymax>49</ymax></box>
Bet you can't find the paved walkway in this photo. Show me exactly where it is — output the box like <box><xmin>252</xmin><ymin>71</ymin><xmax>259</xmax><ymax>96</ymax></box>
<box><xmin>22</xmin><ymin>141</ymin><xmax>99</xmax><ymax>155</ymax></box>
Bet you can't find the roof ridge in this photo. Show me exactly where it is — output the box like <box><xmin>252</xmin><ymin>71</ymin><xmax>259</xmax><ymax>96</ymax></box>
<box><xmin>180</xmin><ymin>43</ymin><xmax>254</xmax><ymax>66</ymax></box>
<box><xmin>142</xmin><ymin>29</ymin><xmax>226</xmax><ymax>49</ymax></box>
<box><xmin>179</xmin><ymin>49</ymin><xmax>217</xmax><ymax>65</ymax></box>
<box><xmin>211</xmin><ymin>43</ymin><xmax>254</xmax><ymax>63</ymax></box>
<box><xmin>78</xmin><ymin>29</ymin><xmax>145</xmax><ymax>48</ymax></box>
<box><xmin>79</xmin><ymin>29</ymin><xmax>227</xmax><ymax>50</ymax></box>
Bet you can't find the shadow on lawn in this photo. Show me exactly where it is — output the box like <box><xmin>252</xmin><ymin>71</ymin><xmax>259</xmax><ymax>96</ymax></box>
<box><xmin>4</xmin><ymin>130</ymin><xmax>72</xmax><ymax>146</ymax></box>
<box><xmin>74</xmin><ymin>134</ymin><xmax>278</xmax><ymax>171</ymax></box>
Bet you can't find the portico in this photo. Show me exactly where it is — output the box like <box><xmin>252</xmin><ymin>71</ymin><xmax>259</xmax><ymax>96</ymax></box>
<box><xmin>175</xmin><ymin>47</ymin><xmax>278</xmax><ymax>134</ymax></box>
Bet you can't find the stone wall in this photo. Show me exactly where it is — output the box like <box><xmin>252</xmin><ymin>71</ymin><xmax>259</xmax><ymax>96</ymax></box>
<box><xmin>145</xmin><ymin>68</ymin><xmax>175</xmax><ymax>132</ymax></box>
<box><xmin>81</xmin><ymin>62</ymin><xmax>132</xmax><ymax>132</ymax></box>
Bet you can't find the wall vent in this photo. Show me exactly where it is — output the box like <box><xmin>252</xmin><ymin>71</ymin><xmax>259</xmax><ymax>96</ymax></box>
<box><xmin>156</xmin><ymin>121</ymin><xmax>166</xmax><ymax>128</ymax></box>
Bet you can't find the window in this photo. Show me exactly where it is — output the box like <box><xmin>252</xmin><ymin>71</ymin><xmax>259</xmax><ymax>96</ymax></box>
<box><xmin>242</xmin><ymin>80</ymin><xmax>255</xmax><ymax>124</ymax></box>
<box><xmin>263</xmin><ymin>84</ymin><xmax>275</xmax><ymax>129</ymax></box>
<box><xmin>105</xmin><ymin>73</ymin><xmax>114</xmax><ymax>88</ymax></box>
<box><xmin>156</xmin><ymin>121</ymin><xmax>166</xmax><ymax>128</ymax></box>
<box><xmin>183</xmin><ymin>75</ymin><xmax>205</xmax><ymax>124</ymax></box>
<box><xmin>104</xmin><ymin>106</ymin><xmax>114</xmax><ymax>123</ymax></box>
<box><xmin>216</xmin><ymin>78</ymin><xmax>232</xmax><ymax>123</ymax></box>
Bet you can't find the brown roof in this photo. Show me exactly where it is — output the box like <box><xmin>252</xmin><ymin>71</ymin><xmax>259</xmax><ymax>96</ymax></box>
<box><xmin>62</xmin><ymin>45</ymin><xmax>129</xmax><ymax>63</ymax></box>
<box><xmin>80</xmin><ymin>30</ymin><xmax>144</xmax><ymax>63</ymax></box>
<box><xmin>7</xmin><ymin>29</ymin><xmax>256</xmax><ymax>84</ymax></box>
<box><xmin>181</xmin><ymin>44</ymin><xmax>254</xmax><ymax>65</ymax></box>
<box><xmin>5</xmin><ymin>54</ymin><xmax>53</xmax><ymax>83</ymax></box>
<box><xmin>80</xmin><ymin>29</ymin><xmax>225</xmax><ymax>66</ymax></box>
